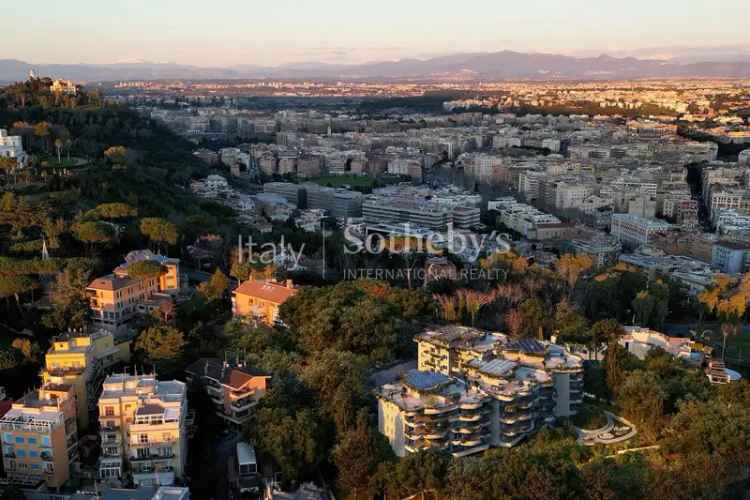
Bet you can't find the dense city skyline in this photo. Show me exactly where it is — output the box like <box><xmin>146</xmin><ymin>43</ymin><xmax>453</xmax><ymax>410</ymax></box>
<box><xmin>3</xmin><ymin>0</ymin><xmax>750</xmax><ymax>67</ymax></box>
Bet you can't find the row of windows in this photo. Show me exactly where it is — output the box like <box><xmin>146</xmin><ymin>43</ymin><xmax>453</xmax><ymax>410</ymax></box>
<box><xmin>2</xmin><ymin>434</ymin><xmax>51</xmax><ymax>447</ymax></box>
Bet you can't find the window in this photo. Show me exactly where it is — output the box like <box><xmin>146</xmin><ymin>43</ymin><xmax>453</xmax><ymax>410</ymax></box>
<box><xmin>16</xmin><ymin>450</ymin><xmax>25</xmax><ymax>458</ymax></box>
<box><xmin>2</xmin><ymin>433</ymin><xmax>12</xmax><ymax>444</ymax></box>
<box><xmin>139</xmin><ymin>434</ymin><xmax>149</xmax><ymax>444</ymax></box>
<box><xmin>104</xmin><ymin>406</ymin><xmax>115</xmax><ymax>417</ymax></box>
<box><xmin>29</xmin><ymin>450</ymin><xmax>38</xmax><ymax>458</ymax></box>
<box><xmin>41</xmin><ymin>436</ymin><xmax>51</xmax><ymax>447</ymax></box>
<box><xmin>162</xmin><ymin>433</ymin><xmax>171</xmax><ymax>442</ymax></box>
<box><xmin>27</xmin><ymin>437</ymin><xmax>37</xmax><ymax>445</ymax></box>
<box><xmin>15</xmin><ymin>436</ymin><xmax>24</xmax><ymax>444</ymax></box>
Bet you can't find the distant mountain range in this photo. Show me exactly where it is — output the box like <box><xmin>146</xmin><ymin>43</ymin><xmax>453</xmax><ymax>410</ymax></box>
<box><xmin>3</xmin><ymin>50</ymin><xmax>750</xmax><ymax>82</ymax></box>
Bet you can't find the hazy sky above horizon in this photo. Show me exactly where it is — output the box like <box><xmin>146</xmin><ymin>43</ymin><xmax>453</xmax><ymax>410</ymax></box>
<box><xmin>3</xmin><ymin>0</ymin><xmax>749</xmax><ymax>66</ymax></box>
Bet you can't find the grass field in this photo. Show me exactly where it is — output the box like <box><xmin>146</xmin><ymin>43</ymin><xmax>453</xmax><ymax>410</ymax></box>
<box><xmin>309</xmin><ymin>174</ymin><xmax>376</xmax><ymax>188</ymax></box>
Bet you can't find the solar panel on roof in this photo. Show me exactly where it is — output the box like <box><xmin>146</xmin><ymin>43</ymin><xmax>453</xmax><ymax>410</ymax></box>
<box><xmin>404</xmin><ymin>370</ymin><xmax>451</xmax><ymax>391</ymax></box>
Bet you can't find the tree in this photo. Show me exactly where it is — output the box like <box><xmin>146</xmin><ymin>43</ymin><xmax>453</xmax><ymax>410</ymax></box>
<box><xmin>556</xmin><ymin>253</ymin><xmax>594</xmax><ymax>293</ymax></box>
<box><xmin>43</xmin><ymin>259</ymin><xmax>93</xmax><ymax>330</ymax></box>
<box><xmin>517</xmin><ymin>298</ymin><xmax>547</xmax><ymax>339</ymax></box>
<box><xmin>54</xmin><ymin>138</ymin><xmax>63</xmax><ymax>164</ymax></box>
<box><xmin>589</xmin><ymin>319</ymin><xmax>623</xmax><ymax>360</ymax></box>
<box><xmin>198</xmin><ymin>269</ymin><xmax>229</xmax><ymax>302</ymax></box>
<box><xmin>380</xmin><ymin>449</ymin><xmax>450</xmax><ymax>500</ymax></box>
<box><xmin>103</xmin><ymin>145</ymin><xmax>128</xmax><ymax>164</ymax></box>
<box><xmin>90</xmin><ymin>202</ymin><xmax>137</xmax><ymax>220</ymax></box>
<box><xmin>301</xmin><ymin>350</ymin><xmax>368</xmax><ymax>432</ymax></box>
<box><xmin>72</xmin><ymin>221</ymin><xmax>115</xmax><ymax>250</ymax></box>
<box><xmin>11</xmin><ymin>338</ymin><xmax>36</xmax><ymax>363</ymax></box>
<box><xmin>140</xmin><ymin>217</ymin><xmax>178</xmax><ymax>252</ymax></box>
<box><xmin>127</xmin><ymin>260</ymin><xmax>166</xmax><ymax>280</ymax></box>
<box><xmin>553</xmin><ymin>299</ymin><xmax>589</xmax><ymax>344</ymax></box>
<box><xmin>33</xmin><ymin>121</ymin><xmax>51</xmax><ymax>153</ymax></box>
<box><xmin>280</xmin><ymin>281</ymin><xmax>403</xmax><ymax>362</ymax></box>
<box><xmin>631</xmin><ymin>290</ymin><xmax>655</xmax><ymax>327</ymax></box>
<box><xmin>249</xmin><ymin>379</ymin><xmax>325</xmax><ymax>489</ymax></box>
<box><xmin>0</xmin><ymin>275</ymin><xmax>35</xmax><ymax>309</ymax></box>
<box><xmin>333</xmin><ymin>410</ymin><xmax>393</xmax><ymax>499</ymax></box>
<box><xmin>0</xmin><ymin>192</ymin><xmax>16</xmax><ymax>211</ymax></box>
<box><xmin>603</xmin><ymin>342</ymin><xmax>642</xmax><ymax>399</ymax></box>
<box><xmin>616</xmin><ymin>370</ymin><xmax>665</xmax><ymax>442</ymax></box>
<box><xmin>135</xmin><ymin>325</ymin><xmax>186</xmax><ymax>361</ymax></box>
<box><xmin>0</xmin><ymin>349</ymin><xmax>20</xmax><ymax>370</ymax></box>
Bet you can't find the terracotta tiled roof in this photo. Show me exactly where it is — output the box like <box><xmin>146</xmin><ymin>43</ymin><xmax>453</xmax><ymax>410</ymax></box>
<box><xmin>86</xmin><ymin>274</ymin><xmax>134</xmax><ymax>291</ymax></box>
<box><xmin>234</xmin><ymin>280</ymin><xmax>298</xmax><ymax>304</ymax></box>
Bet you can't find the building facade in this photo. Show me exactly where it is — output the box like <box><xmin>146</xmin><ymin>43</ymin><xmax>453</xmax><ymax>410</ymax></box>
<box><xmin>0</xmin><ymin>385</ymin><xmax>79</xmax><ymax>488</ymax></box>
<box><xmin>97</xmin><ymin>374</ymin><xmax>188</xmax><ymax>487</ymax></box>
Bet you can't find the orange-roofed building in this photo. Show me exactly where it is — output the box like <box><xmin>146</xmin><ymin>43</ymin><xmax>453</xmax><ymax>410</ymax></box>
<box><xmin>185</xmin><ymin>359</ymin><xmax>271</xmax><ymax>427</ymax></box>
<box><xmin>86</xmin><ymin>250</ymin><xmax>180</xmax><ymax>332</ymax></box>
<box><xmin>232</xmin><ymin>279</ymin><xmax>298</xmax><ymax>325</ymax></box>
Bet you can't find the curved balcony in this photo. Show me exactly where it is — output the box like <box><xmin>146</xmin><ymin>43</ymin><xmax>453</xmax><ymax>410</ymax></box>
<box><xmin>458</xmin><ymin>413</ymin><xmax>482</xmax><ymax>422</ymax></box>
<box><xmin>459</xmin><ymin>401</ymin><xmax>483</xmax><ymax>410</ymax></box>
<box><xmin>424</xmin><ymin>404</ymin><xmax>456</xmax><ymax>415</ymax></box>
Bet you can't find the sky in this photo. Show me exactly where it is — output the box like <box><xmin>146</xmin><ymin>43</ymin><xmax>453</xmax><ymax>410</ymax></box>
<box><xmin>3</xmin><ymin>0</ymin><xmax>750</xmax><ymax>67</ymax></box>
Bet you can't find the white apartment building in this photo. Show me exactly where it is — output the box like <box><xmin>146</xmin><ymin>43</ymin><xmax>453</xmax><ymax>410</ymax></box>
<box><xmin>98</xmin><ymin>374</ymin><xmax>188</xmax><ymax>487</ymax></box>
<box><xmin>555</xmin><ymin>182</ymin><xmax>592</xmax><ymax>211</ymax></box>
<box><xmin>709</xmin><ymin>189</ymin><xmax>750</xmax><ymax>218</ymax></box>
<box><xmin>378</xmin><ymin>326</ymin><xmax>583</xmax><ymax>458</ymax></box>
<box><xmin>489</xmin><ymin>197</ymin><xmax>562</xmax><ymax>239</ymax></box>
<box><xmin>0</xmin><ymin>129</ymin><xmax>28</xmax><ymax>168</ymax></box>
<box><xmin>610</xmin><ymin>214</ymin><xmax>671</xmax><ymax>248</ymax></box>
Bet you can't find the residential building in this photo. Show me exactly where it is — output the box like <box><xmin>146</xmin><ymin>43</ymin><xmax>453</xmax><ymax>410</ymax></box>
<box><xmin>232</xmin><ymin>279</ymin><xmax>298</xmax><ymax>325</ymax></box>
<box><xmin>304</xmin><ymin>183</ymin><xmax>363</xmax><ymax>219</ymax></box>
<box><xmin>87</xmin><ymin>251</ymin><xmax>180</xmax><ymax>332</ymax></box>
<box><xmin>712</xmin><ymin>240</ymin><xmax>750</xmax><ymax>274</ymax></box>
<box><xmin>610</xmin><ymin>214</ymin><xmax>671</xmax><ymax>249</ymax></box>
<box><xmin>0</xmin><ymin>385</ymin><xmax>79</xmax><ymax>488</ymax></box>
<box><xmin>263</xmin><ymin>182</ymin><xmax>306</xmax><ymax>207</ymax></box>
<box><xmin>566</xmin><ymin>236</ymin><xmax>621</xmax><ymax>268</ymax></box>
<box><xmin>50</xmin><ymin>79</ymin><xmax>78</xmax><ymax>95</ymax></box>
<box><xmin>41</xmin><ymin>329</ymin><xmax>131</xmax><ymax>432</ymax></box>
<box><xmin>0</xmin><ymin>129</ymin><xmax>28</xmax><ymax>168</ymax></box>
<box><xmin>185</xmin><ymin>359</ymin><xmax>271</xmax><ymax>427</ymax></box>
<box><xmin>98</xmin><ymin>374</ymin><xmax>188</xmax><ymax>487</ymax></box>
<box><xmin>377</xmin><ymin>326</ymin><xmax>584</xmax><ymax>458</ymax></box>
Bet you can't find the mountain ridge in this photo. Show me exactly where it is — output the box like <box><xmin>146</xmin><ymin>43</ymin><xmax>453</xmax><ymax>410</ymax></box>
<box><xmin>3</xmin><ymin>50</ymin><xmax>750</xmax><ymax>82</ymax></box>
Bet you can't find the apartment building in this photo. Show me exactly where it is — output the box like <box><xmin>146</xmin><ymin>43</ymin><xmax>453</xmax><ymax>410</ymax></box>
<box><xmin>0</xmin><ymin>385</ymin><xmax>79</xmax><ymax>488</ymax></box>
<box><xmin>41</xmin><ymin>329</ymin><xmax>131</xmax><ymax>432</ymax></box>
<box><xmin>304</xmin><ymin>183</ymin><xmax>363</xmax><ymax>219</ymax></box>
<box><xmin>0</xmin><ymin>129</ymin><xmax>28</xmax><ymax>168</ymax></box>
<box><xmin>489</xmin><ymin>197</ymin><xmax>563</xmax><ymax>240</ymax></box>
<box><xmin>263</xmin><ymin>182</ymin><xmax>306</xmax><ymax>207</ymax></box>
<box><xmin>377</xmin><ymin>371</ymin><xmax>492</xmax><ymax>458</ymax></box>
<box><xmin>610</xmin><ymin>213</ymin><xmax>671</xmax><ymax>249</ymax></box>
<box><xmin>708</xmin><ymin>189</ymin><xmax>750</xmax><ymax>218</ymax></box>
<box><xmin>378</xmin><ymin>326</ymin><xmax>584</xmax><ymax>458</ymax></box>
<box><xmin>566</xmin><ymin>236</ymin><xmax>621</xmax><ymax>268</ymax></box>
<box><xmin>232</xmin><ymin>279</ymin><xmax>298</xmax><ymax>325</ymax></box>
<box><xmin>712</xmin><ymin>240</ymin><xmax>750</xmax><ymax>274</ymax></box>
<box><xmin>363</xmin><ymin>195</ymin><xmax>453</xmax><ymax>231</ymax></box>
<box><xmin>98</xmin><ymin>374</ymin><xmax>188</xmax><ymax>487</ymax></box>
<box><xmin>87</xmin><ymin>251</ymin><xmax>180</xmax><ymax>332</ymax></box>
<box><xmin>185</xmin><ymin>359</ymin><xmax>271</xmax><ymax>427</ymax></box>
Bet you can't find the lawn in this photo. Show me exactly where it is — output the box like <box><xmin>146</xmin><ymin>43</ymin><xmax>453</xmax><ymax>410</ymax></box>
<box><xmin>309</xmin><ymin>174</ymin><xmax>376</xmax><ymax>189</ymax></box>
